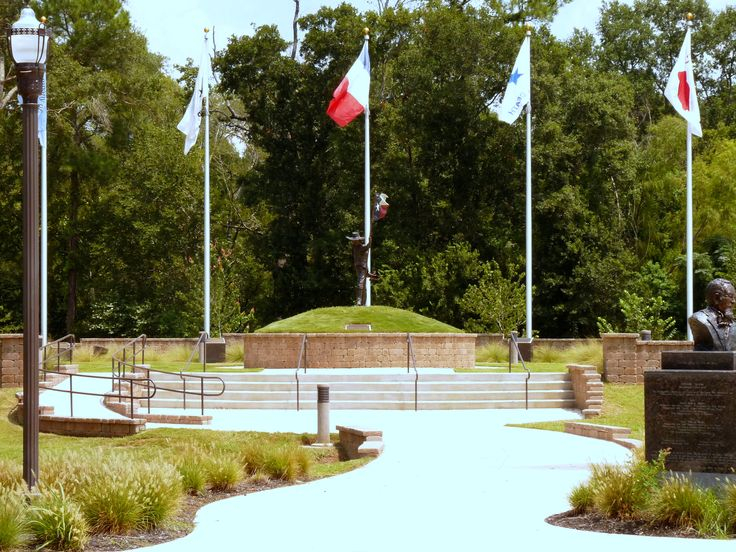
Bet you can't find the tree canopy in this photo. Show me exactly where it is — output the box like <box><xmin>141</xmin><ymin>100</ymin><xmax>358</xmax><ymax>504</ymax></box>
<box><xmin>2</xmin><ymin>0</ymin><xmax>736</xmax><ymax>338</ymax></box>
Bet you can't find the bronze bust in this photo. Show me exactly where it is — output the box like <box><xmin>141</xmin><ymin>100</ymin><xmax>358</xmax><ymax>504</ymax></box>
<box><xmin>688</xmin><ymin>278</ymin><xmax>736</xmax><ymax>351</ymax></box>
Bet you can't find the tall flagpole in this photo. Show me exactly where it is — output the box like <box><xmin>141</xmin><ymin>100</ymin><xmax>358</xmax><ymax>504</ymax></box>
<box><xmin>203</xmin><ymin>28</ymin><xmax>211</xmax><ymax>336</ymax></box>
<box><xmin>363</xmin><ymin>28</ymin><xmax>371</xmax><ymax>307</ymax></box>
<box><xmin>684</xmin><ymin>14</ymin><xmax>694</xmax><ymax>341</ymax></box>
<box><xmin>40</xmin><ymin>72</ymin><xmax>47</xmax><ymax>346</ymax></box>
<box><xmin>525</xmin><ymin>25</ymin><xmax>533</xmax><ymax>339</ymax></box>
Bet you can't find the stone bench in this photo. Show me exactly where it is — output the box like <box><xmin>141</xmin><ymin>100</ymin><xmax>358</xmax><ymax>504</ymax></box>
<box><xmin>336</xmin><ymin>425</ymin><xmax>384</xmax><ymax>459</ymax></box>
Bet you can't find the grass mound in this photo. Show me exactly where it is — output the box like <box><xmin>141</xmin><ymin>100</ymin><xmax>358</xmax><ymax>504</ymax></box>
<box><xmin>257</xmin><ymin>306</ymin><xmax>462</xmax><ymax>333</ymax></box>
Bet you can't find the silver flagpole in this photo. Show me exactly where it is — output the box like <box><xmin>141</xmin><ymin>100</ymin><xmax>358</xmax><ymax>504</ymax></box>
<box><xmin>686</xmin><ymin>124</ymin><xmax>693</xmax><ymax>340</ymax></box>
<box><xmin>685</xmin><ymin>16</ymin><xmax>693</xmax><ymax>341</ymax></box>
<box><xmin>525</xmin><ymin>26</ymin><xmax>533</xmax><ymax>339</ymax></box>
<box><xmin>363</xmin><ymin>29</ymin><xmax>371</xmax><ymax>307</ymax></box>
<box><xmin>203</xmin><ymin>29</ymin><xmax>211</xmax><ymax>335</ymax></box>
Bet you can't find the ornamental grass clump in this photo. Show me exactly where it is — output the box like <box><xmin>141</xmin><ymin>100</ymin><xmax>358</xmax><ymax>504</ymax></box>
<box><xmin>77</xmin><ymin>462</ymin><xmax>144</xmax><ymax>534</ymax></box>
<box><xmin>134</xmin><ymin>462</ymin><xmax>182</xmax><ymax>530</ymax></box>
<box><xmin>29</xmin><ymin>487</ymin><xmax>89</xmax><ymax>551</ymax></box>
<box><xmin>648</xmin><ymin>476</ymin><xmax>726</xmax><ymax>536</ymax></box>
<box><xmin>568</xmin><ymin>482</ymin><xmax>595</xmax><ymax>514</ymax></box>
<box><xmin>176</xmin><ymin>452</ymin><xmax>208</xmax><ymax>496</ymax></box>
<box><xmin>0</xmin><ymin>460</ymin><xmax>22</xmax><ymax>491</ymax></box>
<box><xmin>259</xmin><ymin>444</ymin><xmax>310</xmax><ymax>482</ymax></box>
<box><xmin>0</xmin><ymin>489</ymin><xmax>29</xmax><ymax>550</ymax></box>
<box><xmin>206</xmin><ymin>454</ymin><xmax>243</xmax><ymax>492</ymax></box>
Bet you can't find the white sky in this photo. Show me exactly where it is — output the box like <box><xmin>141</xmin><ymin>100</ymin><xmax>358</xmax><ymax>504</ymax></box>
<box><xmin>125</xmin><ymin>0</ymin><xmax>735</xmax><ymax>74</ymax></box>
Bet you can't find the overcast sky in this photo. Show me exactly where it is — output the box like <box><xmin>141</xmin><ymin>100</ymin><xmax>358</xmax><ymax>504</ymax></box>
<box><xmin>125</xmin><ymin>0</ymin><xmax>734</xmax><ymax>74</ymax></box>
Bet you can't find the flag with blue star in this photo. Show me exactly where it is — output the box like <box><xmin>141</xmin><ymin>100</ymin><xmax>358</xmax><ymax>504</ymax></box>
<box><xmin>494</xmin><ymin>36</ymin><xmax>530</xmax><ymax>124</ymax></box>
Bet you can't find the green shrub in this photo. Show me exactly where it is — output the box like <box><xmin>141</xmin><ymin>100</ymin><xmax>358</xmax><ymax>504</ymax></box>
<box><xmin>0</xmin><ymin>489</ymin><xmax>29</xmax><ymax>550</ymax></box>
<box><xmin>38</xmin><ymin>452</ymin><xmax>86</xmax><ymax>496</ymax></box>
<box><xmin>78</xmin><ymin>464</ymin><xmax>144</xmax><ymax>534</ymax></box>
<box><xmin>206</xmin><ymin>455</ymin><xmax>243</xmax><ymax>491</ymax></box>
<box><xmin>649</xmin><ymin>476</ymin><xmax>726</xmax><ymax>535</ymax></box>
<box><xmin>135</xmin><ymin>463</ymin><xmax>182</xmax><ymax>529</ymax></box>
<box><xmin>568</xmin><ymin>482</ymin><xmax>595</xmax><ymax>514</ymax></box>
<box><xmin>29</xmin><ymin>487</ymin><xmax>89</xmax><ymax>551</ymax></box>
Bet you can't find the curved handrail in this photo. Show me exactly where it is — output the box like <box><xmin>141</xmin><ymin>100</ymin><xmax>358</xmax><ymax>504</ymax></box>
<box><xmin>295</xmin><ymin>334</ymin><xmax>307</xmax><ymax>411</ymax></box>
<box><xmin>38</xmin><ymin>368</ymin><xmax>156</xmax><ymax>419</ymax></box>
<box><xmin>110</xmin><ymin>334</ymin><xmax>225</xmax><ymax>415</ymax></box>
<box><xmin>41</xmin><ymin>334</ymin><xmax>76</xmax><ymax>375</ymax></box>
<box><xmin>139</xmin><ymin>364</ymin><xmax>225</xmax><ymax>415</ymax></box>
<box><xmin>509</xmin><ymin>332</ymin><xmax>532</xmax><ymax>410</ymax></box>
<box><xmin>111</xmin><ymin>334</ymin><xmax>147</xmax><ymax>381</ymax></box>
<box><xmin>407</xmin><ymin>333</ymin><xmax>418</xmax><ymax>411</ymax></box>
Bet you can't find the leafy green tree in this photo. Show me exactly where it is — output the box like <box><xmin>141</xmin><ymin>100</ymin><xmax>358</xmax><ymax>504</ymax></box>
<box><xmin>459</xmin><ymin>261</ymin><xmax>526</xmax><ymax>335</ymax></box>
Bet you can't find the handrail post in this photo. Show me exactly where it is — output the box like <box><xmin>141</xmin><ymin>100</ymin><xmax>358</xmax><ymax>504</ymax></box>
<box><xmin>130</xmin><ymin>378</ymin><xmax>134</xmax><ymax>418</ymax></box>
<box><xmin>183</xmin><ymin>378</ymin><xmax>187</xmax><ymax>410</ymax></box>
<box><xmin>147</xmin><ymin>368</ymin><xmax>151</xmax><ymax>414</ymax></box>
<box><xmin>201</xmin><ymin>379</ymin><xmax>204</xmax><ymax>415</ymax></box>
<box><xmin>69</xmin><ymin>374</ymin><xmax>74</xmax><ymax>417</ymax></box>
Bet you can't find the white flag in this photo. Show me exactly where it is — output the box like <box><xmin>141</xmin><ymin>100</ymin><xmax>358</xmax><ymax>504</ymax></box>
<box><xmin>177</xmin><ymin>41</ymin><xmax>211</xmax><ymax>154</ymax></box>
<box><xmin>664</xmin><ymin>28</ymin><xmax>702</xmax><ymax>137</ymax></box>
<box><xmin>495</xmin><ymin>36</ymin><xmax>530</xmax><ymax>124</ymax></box>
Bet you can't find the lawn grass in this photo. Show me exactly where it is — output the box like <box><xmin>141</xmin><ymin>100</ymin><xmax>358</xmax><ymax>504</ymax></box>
<box><xmin>0</xmin><ymin>388</ymin><xmax>363</xmax><ymax>477</ymax></box>
<box><xmin>509</xmin><ymin>383</ymin><xmax>645</xmax><ymax>440</ymax></box>
<box><xmin>458</xmin><ymin>362</ymin><xmax>573</xmax><ymax>373</ymax></box>
<box><xmin>257</xmin><ymin>306</ymin><xmax>462</xmax><ymax>333</ymax></box>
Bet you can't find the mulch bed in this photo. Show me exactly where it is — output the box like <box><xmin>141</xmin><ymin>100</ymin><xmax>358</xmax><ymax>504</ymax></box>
<box><xmin>546</xmin><ymin>510</ymin><xmax>710</xmax><ymax>539</ymax></box>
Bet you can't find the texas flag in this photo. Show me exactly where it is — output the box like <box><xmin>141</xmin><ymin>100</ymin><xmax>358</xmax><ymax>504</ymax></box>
<box><xmin>664</xmin><ymin>28</ymin><xmax>702</xmax><ymax>137</ymax></box>
<box><xmin>327</xmin><ymin>41</ymin><xmax>370</xmax><ymax>127</ymax></box>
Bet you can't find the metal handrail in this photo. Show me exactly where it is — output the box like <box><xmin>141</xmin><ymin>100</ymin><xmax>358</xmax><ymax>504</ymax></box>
<box><xmin>182</xmin><ymin>331</ymin><xmax>209</xmax><ymax>373</ymax></box>
<box><xmin>407</xmin><ymin>333</ymin><xmax>418</xmax><ymax>411</ymax></box>
<box><xmin>111</xmin><ymin>334</ymin><xmax>225</xmax><ymax>415</ymax></box>
<box><xmin>111</xmin><ymin>334</ymin><xmax>147</xmax><ymax>382</ymax></box>
<box><xmin>38</xmin><ymin>368</ymin><xmax>156</xmax><ymax>419</ymax></box>
<box><xmin>41</xmin><ymin>334</ymin><xmax>76</xmax><ymax>376</ymax></box>
<box><xmin>509</xmin><ymin>333</ymin><xmax>531</xmax><ymax>410</ymax></box>
<box><xmin>295</xmin><ymin>334</ymin><xmax>307</xmax><ymax>411</ymax></box>
<box><xmin>140</xmin><ymin>365</ymin><xmax>225</xmax><ymax>415</ymax></box>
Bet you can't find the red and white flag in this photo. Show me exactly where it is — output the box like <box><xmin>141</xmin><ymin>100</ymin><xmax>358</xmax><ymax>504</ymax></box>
<box><xmin>327</xmin><ymin>42</ymin><xmax>370</xmax><ymax>127</ymax></box>
<box><xmin>664</xmin><ymin>28</ymin><xmax>702</xmax><ymax>137</ymax></box>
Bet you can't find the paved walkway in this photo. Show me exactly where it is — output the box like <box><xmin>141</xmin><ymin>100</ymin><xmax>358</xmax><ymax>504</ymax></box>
<box><xmin>38</xmin><ymin>376</ymin><xmax>734</xmax><ymax>550</ymax></box>
<box><xmin>138</xmin><ymin>408</ymin><xmax>733</xmax><ymax>551</ymax></box>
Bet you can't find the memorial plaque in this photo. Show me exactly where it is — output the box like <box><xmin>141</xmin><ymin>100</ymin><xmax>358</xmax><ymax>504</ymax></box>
<box><xmin>645</xmin><ymin>370</ymin><xmax>736</xmax><ymax>472</ymax></box>
<box><xmin>661</xmin><ymin>351</ymin><xmax>736</xmax><ymax>371</ymax></box>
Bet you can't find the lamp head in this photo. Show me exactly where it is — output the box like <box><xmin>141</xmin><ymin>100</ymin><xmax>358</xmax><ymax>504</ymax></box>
<box><xmin>7</xmin><ymin>6</ymin><xmax>50</xmax><ymax>66</ymax></box>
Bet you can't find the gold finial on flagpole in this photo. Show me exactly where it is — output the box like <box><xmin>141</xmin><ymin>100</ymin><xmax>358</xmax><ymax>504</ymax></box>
<box><xmin>686</xmin><ymin>12</ymin><xmax>694</xmax><ymax>21</ymax></box>
<box><xmin>204</xmin><ymin>27</ymin><xmax>210</xmax><ymax>34</ymax></box>
<box><xmin>525</xmin><ymin>22</ymin><xmax>532</xmax><ymax>36</ymax></box>
<box><xmin>363</xmin><ymin>27</ymin><xmax>370</xmax><ymax>38</ymax></box>
<box><xmin>40</xmin><ymin>16</ymin><xmax>46</xmax><ymax>24</ymax></box>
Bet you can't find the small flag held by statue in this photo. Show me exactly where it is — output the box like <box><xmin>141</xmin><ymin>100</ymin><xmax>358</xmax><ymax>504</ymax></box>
<box><xmin>373</xmin><ymin>193</ymin><xmax>389</xmax><ymax>222</ymax></box>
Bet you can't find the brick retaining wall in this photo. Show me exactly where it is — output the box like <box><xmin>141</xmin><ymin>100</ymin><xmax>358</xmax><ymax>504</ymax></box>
<box><xmin>244</xmin><ymin>333</ymin><xmax>477</xmax><ymax>369</ymax></box>
<box><xmin>0</xmin><ymin>334</ymin><xmax>23</xmax><ymax>388</ymax></box>
<box><xmin>602</xmin><ymin>333</ymin><xmax>693</xmax><ymax>383</ymax></box>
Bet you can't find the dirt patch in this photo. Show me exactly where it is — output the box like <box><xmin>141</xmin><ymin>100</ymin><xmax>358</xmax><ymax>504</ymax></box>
<box><xmin>546</xmin><ymin>510</ymin><xmax>713</xmax><ymax>539</ymax></box>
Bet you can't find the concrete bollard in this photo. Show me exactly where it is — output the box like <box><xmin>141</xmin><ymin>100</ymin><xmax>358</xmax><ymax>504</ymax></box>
<box><xmin>317</xmin><ymin>385</ymin><xmax>330</xmax><ymax>445</ymax></box>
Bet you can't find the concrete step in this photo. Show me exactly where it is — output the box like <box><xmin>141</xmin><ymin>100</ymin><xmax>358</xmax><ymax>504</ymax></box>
<box><xmin>150</xmin><ymin>388</ymin><xmax>574</xmax><ymax>402</ymax></box>
<box><xmin>146</xmin><ymin>398</ymin><xmax>577</xmax><ymax>410</ymax></box>
<box><xmin>149</xmin><ymin>371</ymin><xmax>571</xmax><ymax>383</ymax></box>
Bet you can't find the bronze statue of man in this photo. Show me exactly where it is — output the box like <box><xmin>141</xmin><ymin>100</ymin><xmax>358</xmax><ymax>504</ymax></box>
<box><xmin>346</xmin><ymin>231</ymin><xmax>378</xmax><ymax>306</ymax></box>
<box><xmin>689</xmin><ymin>278</ymin><xmax>736</xmax><ymax>351</ymax></box>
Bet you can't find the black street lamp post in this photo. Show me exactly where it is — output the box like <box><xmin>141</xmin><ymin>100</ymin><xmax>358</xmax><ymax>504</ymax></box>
<box><xmin>7</xmin><ymin>5</ymin><xmax>50</xmax><ymax>490</ymax></box>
